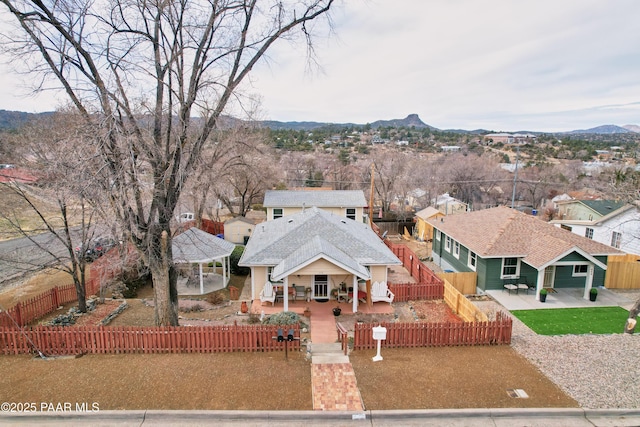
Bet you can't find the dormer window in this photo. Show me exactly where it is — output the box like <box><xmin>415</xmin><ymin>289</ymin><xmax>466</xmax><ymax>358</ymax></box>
<box><xmin>273</xmin><ymin>208</ymin><xmax>283</xmax><ymax>219</ymax></box>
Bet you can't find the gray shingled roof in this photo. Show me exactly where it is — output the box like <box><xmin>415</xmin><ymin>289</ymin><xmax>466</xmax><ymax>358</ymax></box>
<box><xmin>581</xmin><ymin>200</ymin><xmax>626</xmax><ymax>216</ymax></box>
<box><xmin>172</xmin><ymin>227</ymin><xmax>236</xmax><ymax>264</ymax></box>
<box><xmin>429</xmin><ymin>206</ymin><xmax>622</xmax><ymax>269</ymax></box>
<box><xmin>239</xmin><ymin>207</ymin><xmax>400</xmax><ymax>280</ymax></box>
<box><xmin>263</xmin><ymin>190</ymin><xmax>367</xmax><ymax>208</ymax></box>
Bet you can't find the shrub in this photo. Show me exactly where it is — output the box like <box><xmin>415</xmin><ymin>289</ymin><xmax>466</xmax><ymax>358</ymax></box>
<box><xmin>179</xmin><ymin>303</ymin><xmax>204</xmax><ymax>313</ymax></box>
<box><xmin>590</xmin><ymin>287</ymin><xmax>598</xmax><ymax>295</ymax></box>
<box><xmin>230</xmin><ymin>246</ymin><xmax>250</xmax><ymax>276</ymax></box>
<box><xmin>540</xmin><ymin>288</ymin><xmax>548</xmax><ymax>295</ymax></box>
<box><xmin>206</xmin><ymin>291</ymin><xmax>225</xmax><ymax>306</ymax></box>
<box><xmin>262</xmin><ymin>311</ymin><xmax>300</xmax><ymax>325</ymax></box>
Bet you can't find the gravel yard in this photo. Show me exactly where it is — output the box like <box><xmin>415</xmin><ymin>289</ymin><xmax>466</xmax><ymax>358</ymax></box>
<box><xmin>475</xmin><ymin>298</ymin><xmax>640</xmax><ymax>409</ymax></box>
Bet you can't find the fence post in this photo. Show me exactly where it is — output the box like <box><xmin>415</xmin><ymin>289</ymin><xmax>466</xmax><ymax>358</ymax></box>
<box><xmin>52</xmin><ymin>287</ymin><xmax>59</xmax><ymax>308</ymax></box>
<box><xmin>14</xmin><ymin>304</ymin><xmax>22</xmax><ymax>327</ymax></box>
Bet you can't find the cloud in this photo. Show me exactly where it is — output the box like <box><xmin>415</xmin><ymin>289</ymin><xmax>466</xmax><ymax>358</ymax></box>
<box><xmin>1</xmin><ymin>0</ymin><xmax>640</xmax><ymax>131</ymax></box>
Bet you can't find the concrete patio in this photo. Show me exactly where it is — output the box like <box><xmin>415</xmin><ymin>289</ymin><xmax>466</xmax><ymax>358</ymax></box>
<box><xmin>486</xmin><ymin>287</ymin><xmax>637</xmax><ymax>311</ymax></box>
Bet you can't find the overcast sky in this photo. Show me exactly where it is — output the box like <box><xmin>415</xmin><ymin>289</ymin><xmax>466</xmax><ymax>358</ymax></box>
<box><xmin>1</xmin><ymin>0</ymin><xmax>639</xmax><ymax>132</ymax></box>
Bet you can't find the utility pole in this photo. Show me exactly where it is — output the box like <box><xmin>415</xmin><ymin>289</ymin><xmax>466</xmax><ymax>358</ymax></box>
<box><xmin>511</xmin><ymin>145</ymin><xmax>520</xmax><ymax>209</ymax></box>
<box><xmin>369</xmin><ymin>163</ymin><xmax>375</xmax><ymax>227</ymax></box>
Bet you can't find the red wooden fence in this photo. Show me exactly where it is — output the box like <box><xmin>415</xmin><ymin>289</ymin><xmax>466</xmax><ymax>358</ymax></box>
<box><xmin>353</xmin><ymin>313</ymin><xmax>512</xmax><ymax>349</ymax></box>
<box><xmin>0</xmin><ymin>323</ymin><xmax>300</xmax><ymax>356</ymax></box>
<box><xmin>0</xmin><ymin>277</ymin><xmax>100</xmax><ymax>328</ymax></box>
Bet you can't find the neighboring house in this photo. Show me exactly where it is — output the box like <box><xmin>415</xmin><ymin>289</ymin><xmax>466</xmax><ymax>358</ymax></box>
<box><xmin>223</xmin><ymin>216</ymin><xmax>257</xmax><ymax>245</ymax></box>
<box><xmin>263</xmin><ymin>189</ymin><xmax>368</xmax><ymax>222</ymax></box>
<box><xmin>433</xmin><ymin>193</ymin><xmax>468</xmax><ymax>215</ymax></box>
<box><xmin>429</xmin><ymin>206</ymin><xmax>622</xmax><ymax>300</ymax></box>
<box><xmin>550</xmin><ymin>203</ymin><xmax>640</xmax><ymax>256</ymax></box>
<box><xmin>238</xmin><ymin>207</ymin><xmax>401</xmax><ymax>313</ymax></box>
<box><xmin>414</xmin><ymin>206</ymin><xmax>444</xmax><ymax>241</ymax></box>
<box><xmin>555</xmin><ymin>199</ymin><xmax>626</xmax><ymax>222</ymax></box>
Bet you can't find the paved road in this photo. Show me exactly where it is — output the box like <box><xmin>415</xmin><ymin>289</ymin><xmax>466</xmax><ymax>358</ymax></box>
<box><xmin>0</xmin><ymin>232</ymin><xmax>73</xmax><ymax>286</ymax></box>
<box><xmin>2</xmin><ymin>409</ymin><xmax>640</xmax><ymax>426</ymax></box>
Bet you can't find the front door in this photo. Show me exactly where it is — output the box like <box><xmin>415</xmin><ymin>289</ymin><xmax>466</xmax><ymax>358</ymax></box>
<box><xmin>313</xmin><ymin>275</ymin><xmax>329</xmax><ymax>299</ymax></box>
<box><xmin>543</xmin><ymin>266</ymin><xmax>555</xmax><ymax>289</ymax></box>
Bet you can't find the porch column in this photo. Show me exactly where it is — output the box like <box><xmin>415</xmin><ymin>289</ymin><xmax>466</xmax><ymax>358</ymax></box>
<box><xmin>352</xmin><ymin>276</ymin><xmax>358</xmax><ymax>313</ymax></box>
<box><xmin>283</xmin><ymin>276</ymin><xmax>289</xmax><ymax>311</ymax></box>
<box><xmin>250</xmin><ymin>268</ymin><xmax>255</xmax><ymax>300</ymax></box>
<box><xmin>199</xmin><ymin>263</ymin><xmax>204</xmax><ymax>295</ymax></box>
<box><xmin>535</xmin><ymin>269</ymin><xmax>545</xmax><ymax>301</ymax></box>
<box><xmin>583</xmin><ymin>264</ymin><xmax>595</xmax><ymax>300</ymax></box>
<box><xmin>222</xmin><ymin>256</ymin><xmax>227</xmax><ymax>286</ymax></box>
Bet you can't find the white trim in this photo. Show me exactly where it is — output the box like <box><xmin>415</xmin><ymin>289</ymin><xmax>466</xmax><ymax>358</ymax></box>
<box><xmin>468</xmin><ymin>251</ymin><xmax>477</xmax><ymax>271</ymax></box>
<box><xmin>500</xmin><ymin>257</ymin><xmax>520</xmax><ymax>279</ymax></box>
<box><xmin>453</xmin><ymin>241</ymin><xmax>460</xmax><ymax>259</ymax></box>
<box><xmin>572</xmin><ymin>264</ymin><xmax>589</xmax><ymax>277</ymax></box>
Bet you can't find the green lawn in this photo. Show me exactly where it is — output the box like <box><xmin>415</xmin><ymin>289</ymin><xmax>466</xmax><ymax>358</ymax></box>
<box><xmin>511</xmin><ymin>307</ymin><xmax>629</xmax><ymax>335</ymax></box>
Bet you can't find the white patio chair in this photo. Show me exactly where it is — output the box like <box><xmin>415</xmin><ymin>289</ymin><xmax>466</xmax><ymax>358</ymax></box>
<box><xmin>260</xmin><ymin>281</ymin><xmax>276</xmax><ymax>306</ymax></box>
<box><xmin>371</xmin><ymin>281</ymin><xmax>394</xmax><ymax>304</ymax></box>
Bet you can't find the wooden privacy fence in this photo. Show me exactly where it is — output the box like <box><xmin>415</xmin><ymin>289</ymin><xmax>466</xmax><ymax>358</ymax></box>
<box><xmin>437</xmin><ymin>271</ymin><xmax>477</xmax><ymax>295</ymax></box>
<box><xmin>0</xmin><ymin>324</ymin><xmax>300</xmax><ymax>356</ymax></box>
<box><xmin>389</xmin><ymin>282</ymin><xmax>444</xmax><ymax>302</ymax></box>
<box><xmin>0</xmin><ymin>278</ymin><xmax>100</xmax><ymax>328</ymax></box>
<box><xmin>443</xmin><ymin>280</ymin><xmax>488</xmax><ymax>322</ymax></box>
<box><xmin>385</xmin><ymin>241</ymin><xmax>443</xmax><ymax>286</ymax></box>
<box><xmin>353</xmin><ymin>313</ymin><xmax>512</xmax><ymax>350</ymax></box>
<box><xmin>605</xmin><ymin>254</ymin><xmax>640</xmax><ymax>289</ymax></box>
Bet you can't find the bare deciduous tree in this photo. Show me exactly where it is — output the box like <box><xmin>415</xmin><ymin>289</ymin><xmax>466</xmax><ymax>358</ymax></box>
<box><xmin>1</xmin><ymin>0</ymin><xmax>335</xmax><ymax>325</ymax></box>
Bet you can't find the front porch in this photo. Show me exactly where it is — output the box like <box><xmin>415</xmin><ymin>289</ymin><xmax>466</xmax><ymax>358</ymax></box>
<box><xmin>250</xmin><ymin>298</ymin><xmax>394</xmax><ymax>317</ymax></box>
<box><xmin>487</xmin><ymin>287</ymin><xmax>636</xmax><ymax>311</ymax></box>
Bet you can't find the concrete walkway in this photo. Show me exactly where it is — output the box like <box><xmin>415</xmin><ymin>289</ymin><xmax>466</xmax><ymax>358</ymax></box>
<box><xmin>487</xmin><ymin>286</ymin><xmax>636</xmax><ymax>311</ymax></box>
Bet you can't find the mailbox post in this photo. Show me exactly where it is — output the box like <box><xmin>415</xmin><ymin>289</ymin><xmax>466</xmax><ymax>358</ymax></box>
<box><xmin>372</xmin><ymin>325</ymin><xmax>387</xmax><ymax>362</ymax></box>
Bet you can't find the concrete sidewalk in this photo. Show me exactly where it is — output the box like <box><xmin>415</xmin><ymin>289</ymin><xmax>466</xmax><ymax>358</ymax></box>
<box><xmin>2</xmin><ymin>408</ymin><xmax>640</xmax><ymax>426</ymax></box>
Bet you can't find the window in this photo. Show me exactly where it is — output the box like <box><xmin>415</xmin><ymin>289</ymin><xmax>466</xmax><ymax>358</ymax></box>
<box><xmin>573</xmin><ymin>265</ymin><xmax>588</xmax><ymax>277</ymax></box>
<box><xmin>445</xmin><ymin>235</ymin><xmax>451</xmax><ymax>252</ymax></box>
<box><xmin>453</xmin><ymin>241</ymin><xmax>460</xmax><ymax>258</ymax></box>
<box><xmin>435</xmin><ymin>229</ymin><xmax>441</xmax><ymax>241</ymax></box>
<box><xmin>501</xmin><ymin>257</ymin><xmax>519</xmax><ymax>278</ymax></box>
<box><xmin>267</xmin><ymin>267</ymin><xmax>281</xmax><ymax>283</ymax></box>
<box><xmin>611</xmin><ymin>231</ymin><xmax>622</xmax><ymax>249</ymax></box>
<box><xmin>585</xmin><ymin>228</ymin><xmax>594</xmax><ymax>239</ymax></box>
<box><xmin>468</xmin><ymin>251</ymin><xmax>477</xmax><ymax>271</ymax></box>
<box><xmin>346</xmin><ymin>208</ymin><xmax>356</xmax><ymax>220</ymax></box>
<box><xmin>561</xmin><ymin>224</ymin><xmax>572</xmax><ymax>232</ymax></box>
<box><xmin>273</xmin><ymin>208</ymin><xmax>283</xmax><ymax>220</ymax></box>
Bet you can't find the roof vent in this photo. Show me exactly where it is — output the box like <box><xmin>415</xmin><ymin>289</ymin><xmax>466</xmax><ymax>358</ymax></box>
<box><xmin>288</xmin><ymin>219</ymin><xmax>294</xmax><ymax>223</ymax></box>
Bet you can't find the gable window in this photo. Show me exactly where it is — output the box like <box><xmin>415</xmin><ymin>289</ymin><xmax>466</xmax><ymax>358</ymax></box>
<box><xmin>273</xmin><ymin>208</ymin><xmax>283</xmax><ymax>220</ymax></box>
<box><xmin>468</xmin><ymin>251</ymin><xmax>477</xmax><ymax>271</ymax></box>
<box><xmin>585</xmin><ymin>228</ymin><xmax>594</xmax><ymax>239</ymax></box>
<box><xmin>573</xmin><ymin>264</ymin><xmax>588</xmax><ymax>277</ymax></box>
<box><xmin>611</xmin><ymin>231</ymin><xmax>622</xmax><ymax>249</ymax></box>
<box><xmin>346</xmin><ymin>208</ymin><xmax>356</xmax><ymax>220</ymax></box>
<box><xmin>453</xmin><ymin>241</ymin><xmax>460</xmax><ymax>258</ymax></box>
<box><xmin>501</xmin><ymin>257</ymin><xmax>519</xmax><ymax>278</ymax></box>
<box><xmin>445</xmin><ymin>235</ymin><xmax>451</xmax><ymax>252</ymax></box>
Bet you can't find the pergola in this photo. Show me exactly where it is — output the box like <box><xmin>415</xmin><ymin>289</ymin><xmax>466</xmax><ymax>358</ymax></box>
<box><xmin>172</xmin><ymin>227</ymin><xmax>236</xmax><ymax>295</ymax></box>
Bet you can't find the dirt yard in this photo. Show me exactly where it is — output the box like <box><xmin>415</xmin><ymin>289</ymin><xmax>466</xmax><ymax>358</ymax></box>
<box><xmin>0</xmin><ymin>269</ymin><xmax>578</xmax><ymax>410</ymax></box>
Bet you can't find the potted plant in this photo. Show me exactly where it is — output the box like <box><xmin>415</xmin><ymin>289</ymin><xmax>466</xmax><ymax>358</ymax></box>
<box><xmin>332</xmin><ymin>306</ymin><xmax>342</xmax><ymax>316</ymax></box>
<box><xmin>539</xmin><ymin>288</ymin><xmax>548</xmax><ymax>303</ymax></box>
<box><xmin>590</xmin><ymin>287</ymin><xmax>598</xmax><ymax>302</ymax></box>
<box><xmin>303</xmin><ymin>307</ymin><xmax>311</xmax><ymax>317</ymax></box>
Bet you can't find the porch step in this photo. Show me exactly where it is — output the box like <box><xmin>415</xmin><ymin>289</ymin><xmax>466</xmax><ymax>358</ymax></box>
<box><xmin>311</xmin><ymin>342</ymin><xmax>349</xmax><ymax>364</ymax></box>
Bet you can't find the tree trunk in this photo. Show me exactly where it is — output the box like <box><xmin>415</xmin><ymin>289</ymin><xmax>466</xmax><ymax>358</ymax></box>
<box><xmin>74</xmin><ymin>278</ymin><xmax>87</xmax><ymax>313</ymax></box>
<box><xmin>624</xmin><ymin>298</ymin><xmax>640</xmax><ymax>334</ymax></box>
<box><xmin>150</xmin><ymin>230</ymin><xmax>179</xmax><ymax>326</ymax></box>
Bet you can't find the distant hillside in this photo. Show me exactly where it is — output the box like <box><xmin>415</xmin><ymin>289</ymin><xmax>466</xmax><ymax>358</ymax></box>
<box><xmin>262</xmin><ymin>114</ymin><xmax>435</xmax><ymax>131</ymax></box>
<box><xmin>0</xmin><ymin>110</ymin><xmax>53</xmax><ymax>131</ymax></box>
<box><xmin>567</xmin><ymin>124</ymin><xmax>632</xmax><ymax>134</ymax></box>
<box><xmin>622</xmin><ymin>124</ymin><xmax>640</xmax><ymax>133</ymax></box>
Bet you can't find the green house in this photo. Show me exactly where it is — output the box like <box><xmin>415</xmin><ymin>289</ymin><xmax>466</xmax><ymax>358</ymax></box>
<box><xmin>429</xmin><ymin>206</ymin><xmax>623</xmax><ymax>300</ymax></box>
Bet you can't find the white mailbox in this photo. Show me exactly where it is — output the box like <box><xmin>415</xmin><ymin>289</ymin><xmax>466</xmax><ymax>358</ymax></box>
<box><xmin>372</xmin><ymin>325</ymin><xmax>387</xmax><ymax>362</ymax></box>
<box><xmin>372</xmin><ymin>325</ymin><xmax>387</xmax><ymax>340</ymax></box>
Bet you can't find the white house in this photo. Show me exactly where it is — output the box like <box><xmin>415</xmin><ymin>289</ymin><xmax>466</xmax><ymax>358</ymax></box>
<box><xmin>550</xmin><ymin>203</ymin><xmax>640</xmax><ymax>256</ymax></box>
